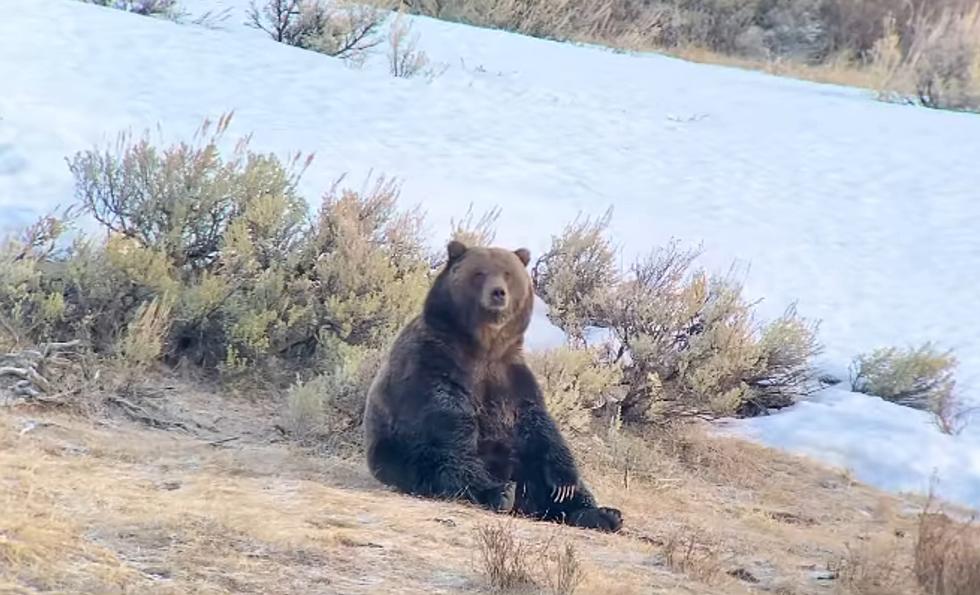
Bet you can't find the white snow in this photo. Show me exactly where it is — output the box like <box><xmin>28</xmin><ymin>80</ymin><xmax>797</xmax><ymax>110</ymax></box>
<box><xmin>2</xmin><ymin>0</ymin><xmax>980</xmax><ymax>509</ymax></box>
<box><xmin>724</xmin><ymin>388</ymin><xmax>980</xmax><ymax>507</ymax></box>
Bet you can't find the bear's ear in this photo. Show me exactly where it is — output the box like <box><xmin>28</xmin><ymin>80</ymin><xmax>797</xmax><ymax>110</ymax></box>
<box><xmin>447</xmin><ymin>240</ymin><xmax>468</xmax><ymax>263</ymax></box>
<box><xmin>514</xmin><ymin>248</ymin><xmax>531</xmax><ymax>267</ymax></box>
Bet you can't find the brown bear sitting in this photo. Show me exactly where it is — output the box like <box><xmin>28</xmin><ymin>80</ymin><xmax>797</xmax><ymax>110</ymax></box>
<box><xmin>362</xmin><ymin>239</ymin><xmax>622</xmax><ymax>532</ymax></box>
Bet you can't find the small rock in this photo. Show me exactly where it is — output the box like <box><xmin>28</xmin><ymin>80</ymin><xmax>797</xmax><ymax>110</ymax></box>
<box><xmin>143</xmin><ymin>567</ymin><xmax>172</xmax><ymax>580</ymax></box>
<box><xmin>809</xmin><ymin>569</ymin><xmax>838</xmax><ymax>582</ymax></box>
<box><xmin>819</xmin><ymin>478</ymin><xmax>843</xmax><ymax>490</ymax></box>
<box><xmin>818</xmin><ymin>373</ymin><xmax>842</xmax><ymax>386</ymax></box>
<box><xmin>728</xmin><ymin>568</ymin><xmax>760</xmax><ymax>583</ymax></box>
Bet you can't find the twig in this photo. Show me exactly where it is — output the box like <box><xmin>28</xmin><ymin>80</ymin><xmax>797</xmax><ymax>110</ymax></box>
<box><xmin>107</xmin><ymin>396</ymin><xmax>192</xmax><ymax>433</ymax></box>
<box><xmin>207</xmin><ymin>435</ymin><xmax>240</xmax><ymax>447</ymax></box>
<box><xmin>0</xmin><ymin>365</ymin><xmax>51</xmax><ymax>391</ymax></box>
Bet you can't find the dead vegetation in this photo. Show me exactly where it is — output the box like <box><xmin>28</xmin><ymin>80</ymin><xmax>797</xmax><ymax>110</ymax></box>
<box><xmin>661</xmin><ymin>526</ymin><xmax>726</xmax><ymax>585</ymax></box>
<box><xmin>392</xmin><ymin>0</ymin><xmax>980</xmax><ymax>112</ymax></box>
<box><xmin>532</xmin><ymin>210</ymin><xmax>823</xmax><ymax>423</ymax></box>
<box><xmin>833</xmin><ymin>537</ymin><xmax>914</xmax><ymax>595</ymax></box>
<box><xmin>1</xmin><ymin>116</ymin><xmax>825</xmax><ymax>441</ymax></box>
<box><xmin>474</xmin><ymin>520</ymin><xmax>586</xmax><ymax>594</ymax></box>
<box><xmin>87</xmin><ymin>0</ymin><xmax>980</xmax><ymax>110</ymax></box>
<box><xmin>475</xmin><ymin>521</ymin><xmax>537</xmax><ymax>591</ymax></box>
<box><xmin>0</xmin><ymin>380</ymin><xmax>940</xmax><ymax>594</ymax></box>
<box><xmin>913</xmin><ymin>494</ymin><xmax>980</xmax><ymax>595</ymax></box>
<box><xmin>850</xmin><ymin>342</ymin><xmax>972</xmax><ymax>435</ymax></box>
<box><xmin>246</xmin><ymin>0</ymin><xmax>388</xmax><ymax>64</ymax></box>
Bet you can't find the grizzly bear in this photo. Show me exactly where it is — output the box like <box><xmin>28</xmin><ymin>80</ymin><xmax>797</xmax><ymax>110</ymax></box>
<box><xmin>362</xmin><ymin>239</ymin><xmax>622</xmax><ymax>532</ymax></box>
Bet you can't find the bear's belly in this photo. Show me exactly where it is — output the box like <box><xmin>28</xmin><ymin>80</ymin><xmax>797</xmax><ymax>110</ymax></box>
<box><xmin>474</xmin><ymin>393</ymin><xmax>518</xmax><ymax>481</ymax></box>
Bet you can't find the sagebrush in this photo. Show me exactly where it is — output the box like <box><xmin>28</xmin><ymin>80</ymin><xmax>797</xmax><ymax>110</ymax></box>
<box><xmin>850</xmin><ymin>342</ymin><xmax>966</xmax><ymax>434</ymax></box>
<box><xmin>533</xmin><ymin>210</ymin><xmax>822</xmax><ymax>422</ymax></box>
<box><xmin>2</xmin><ymin>114</ymin><xmax>432</xmax><ymax>391</ymax></box>
<box><xmin>474</xmin><ymin>520</ymin><xmax>586</xmax><ymax>594</ymax></box>
<box><xmin>247</xmin><ymin>0</ymin><xmax>387</xmax><ymax>64</ymax></box>
<box><xmin>81</xmin><ymin>0</ymin><xmax>181</xmax><ymax>18</ymax></box>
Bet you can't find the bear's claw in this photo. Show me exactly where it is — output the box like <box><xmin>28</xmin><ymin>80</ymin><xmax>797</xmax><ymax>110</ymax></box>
<box><xmin>551</xmin><ymin>484</ymin><xmax>576</xmax><ymax>503</ymax></box>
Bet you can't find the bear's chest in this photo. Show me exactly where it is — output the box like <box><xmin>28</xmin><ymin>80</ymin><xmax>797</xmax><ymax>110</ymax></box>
<box><xmin>470</xmin><ymin>364</ymin><xmax>519</xmax><ymax>436</ymax></box>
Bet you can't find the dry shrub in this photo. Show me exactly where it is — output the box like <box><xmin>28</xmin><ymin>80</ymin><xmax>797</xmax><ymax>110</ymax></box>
<box><xmin>0</xmin><ymin>212</ymin><xmax>77</xmax><ymax>350</ymax></box>
<box><xmin>533</xmin><ymin>210</ymin><xmax>821</xmax><ymax>422</ymax></box>
<box><xmin>850</xmin><ymin>343</ymin><xmax>966</xmax><ymax>434</ymax></box>
<box><xmin>914</xmin><ymin>496</ymin><xmax>980</xmax><ymax>595</ymax></box>
<box><xmin>284</xmin><ymin>344</ymin><xmax>381</xmax><ymax>449</ymax></box>
<box><xmin>400</xmin><ymin>0</ymin><xmax>658</xmax><ymax>48</ymax></box>
<box><xmin>867</xmin><ymin>14</ymin><xmax>906</xmax><ymax>99</ymax></box>
<box><xmin>661</xmin><ymin>525</ymin><xmax>726</xmax><ymax>584</ymax></box>
<box><xmin>532</xmin><ymin>209</ymin><xmax>618</xmax><ymax>345</ymax></box>
<box><xmin>247</xmin><ymin>0</ymin><xmax>386</xmax><ymax>64</ymax></box>
<box><xmin>525</xmin><ymin>345</ymin><xmax>625</xmax><ymax>434</ymax></box>
<box><xmin>906</xmin><ymin>6</ymin><xmax>980</xmax><ymax>111</ymax></box>
<box><xmin>449</xmin><ymin>204</ymin><xmax>502</xmax><ymax>248</ymax></box>
<box><xmin>115</xmin><ymin>295</ymin><xmax>175</xmax><ymax>374</ymax></box>
<box><xmin>653</xmin><ymin>421</ymin><xmax>767</xmax><ymax>488</ymax></box>
<box><xmin>81</xmin><ymin>0</ymin><xmax>181</xmax><ymax>18</ymax></box>
<box><xmin>832</xmin><ymin>536</ymin><xmax>914</xmax><ymax>595</ymax></box>
<box><xmin>3</xmin><ymin>114</ymin><xmax>431</xmax><ymax>393</ymax></box>
<box><xmin>387</xmin><ymin>12</ymin><xmax>445</xmax><ymax>79</ymax></box>
<box><xmin>394</xmin><ymin>0</ymin><xmax>980</xmax><ymax>111</ymax></box>
<box><xmin>299</xmin><ymin>174</ymin><xmax>431</xmax><ymax>352</ymax></box>
<box><xmin>475</xmin><ymin>521</ymin><xmax>537</xmax><ymax>591</ymax></box>
<box><xmin>474</xmin><ymin>520</ymin><xmax>586</xmax><ymax>594</ymax></box>
<box><xmin>68</xmin><ymin>112</ymin><xmax>311</xmax><ymax>275</ymax></box>
<box><xmin>542</xmin><ymin>541</ymin><xmax>585</xmax><ymax>595</ymax></box>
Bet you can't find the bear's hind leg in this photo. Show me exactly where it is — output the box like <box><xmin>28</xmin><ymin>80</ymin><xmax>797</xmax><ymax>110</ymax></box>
<box><xmin>423</xmin><ymin>449</ymin><xmax>516</xmax><ymax>512</ymax></box>
<box><xmin>369</xmin><ymin>435</ymin><xmax>514</xmax><ymax>511</ymax></box>
<box><xmin>367</xmin><ymin>435</ymin><xmax>419</xmax><ymax>494</ymax></box>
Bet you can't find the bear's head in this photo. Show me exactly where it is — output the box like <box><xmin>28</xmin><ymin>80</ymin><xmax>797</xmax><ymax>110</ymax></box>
<box><xmin>424</xmin><ymin>240</ymin><xmax>534</xmax><ymax>349</ymax></box>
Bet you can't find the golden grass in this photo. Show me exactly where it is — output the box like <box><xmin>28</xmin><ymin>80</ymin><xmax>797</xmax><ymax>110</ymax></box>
<box><xmin>386</xmin><ymin>0</ymin><xmax>980</xmax><ymax>110</ymax></box>
<box><xmin>670</xmin><ymin>46</ymin><xmax>884</xmax><ymax>91</ymax></box>
<box><xmin>0</xmin><ymin>379</ymin><xmax>950</xmax><ymax>594</ymax></box>
<box><xmin>913</xmin><ymin>504</ymin><xmax>980</xmax><ymax>595</ymax></box>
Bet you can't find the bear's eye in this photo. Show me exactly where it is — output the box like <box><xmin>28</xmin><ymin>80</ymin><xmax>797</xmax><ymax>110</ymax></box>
<box><xmin>472</xmin><ymin>271</ymin><xmax>486</xmax><ymax>282</ymax></box>
<box><xmin>504</xmin><ymin>271</ymin><xmax>511</xmax><ymax>280</ymax></box>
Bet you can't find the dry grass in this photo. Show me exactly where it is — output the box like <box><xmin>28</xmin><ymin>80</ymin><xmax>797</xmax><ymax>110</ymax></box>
<box><xmin>474</xmin><ymin>521</ymin><xmax>537</xmax><ymax>591</ymax></box>
<box><xmin>474</xmin><ymin>519</ymin><xmax>587</xmax><ymax>594</ymax></box>
<box><xmin>670</xmin><ymin>45</ymin><xmax>884</xmax><ymax>90</ymax></box>
<box><xmin>0</xmin><ymin>375</ymin><xmax>952</xmax><ymax>594</ymax></box>
<box><xmin>396</xmin><ymin>0</ymin><xmax>658</xmax><ymax>50</ymax></box>
<box><xmin>543</xmin><ymin>541</ymin><xmax>585</xmax><ymax>595</ymax></box>
<box><xmin>833</xmin><ymin>537</ymin><xmax>915</xmax><ymax>595</ymax></box>
<box><xmin>914</xmin><ymin>499</ymin><xmax>980</xmax><ymax>595</ymax></box>
<box><xmin>661</xmin><ymin>526</ymin><xmax>726</xmax><ymax>585</ymax></box>
<box><xmin>390</xmin><ymin>0</ymin><xmax>980</xmax><ymax>111</ymax></box>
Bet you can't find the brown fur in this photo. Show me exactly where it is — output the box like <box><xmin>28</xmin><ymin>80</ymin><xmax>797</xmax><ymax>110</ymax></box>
<box><xmin>362</xmin><ymin>240</ymin><xmax>622</xmax><ymax>532</ymax></box>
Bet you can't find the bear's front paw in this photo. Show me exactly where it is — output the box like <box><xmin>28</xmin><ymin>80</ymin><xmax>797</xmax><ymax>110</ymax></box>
<box><xmin>569</xmin><ymin>507</ymin><xmax>623</xmax><ymax>533</ymax></box>
<box><xmin>480</xmin><ymin>482</ymin><xmax>516</xmax><ymax>513</ymax></box>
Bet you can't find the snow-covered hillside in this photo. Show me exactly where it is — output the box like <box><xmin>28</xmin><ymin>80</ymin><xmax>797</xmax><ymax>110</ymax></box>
<box><xmin>2</xmin><ymin>0</ymin><xmax>979</xmax><ymax>509</ymax></box>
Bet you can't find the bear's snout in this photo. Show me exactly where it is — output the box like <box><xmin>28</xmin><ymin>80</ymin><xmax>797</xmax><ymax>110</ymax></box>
<box><xmin>483</xmin><ymin>284</ymin><xmax>509</xmax><ymax>311</ymax></box>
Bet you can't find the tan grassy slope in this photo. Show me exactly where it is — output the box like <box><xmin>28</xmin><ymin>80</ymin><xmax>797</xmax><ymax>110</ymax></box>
<box><xmin>0</xmin><ymin>376</ymin><xmax>937</xmax><ymax>595</ymax></box>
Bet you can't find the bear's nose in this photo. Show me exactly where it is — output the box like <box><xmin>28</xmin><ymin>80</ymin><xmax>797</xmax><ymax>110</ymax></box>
<box><xmin>490</xmin><ymin>287</ymin><xmax>507</xmax><ymax>305</ymax></box>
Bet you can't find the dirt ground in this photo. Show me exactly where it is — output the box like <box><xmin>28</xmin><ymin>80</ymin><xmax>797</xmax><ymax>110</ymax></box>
<box><xmin>0</xmin><ymin>376</ymin><xmax>935</xmax><ymax>594</ymax></box>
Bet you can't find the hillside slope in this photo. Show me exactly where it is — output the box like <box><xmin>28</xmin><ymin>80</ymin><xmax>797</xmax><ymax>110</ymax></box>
<box><xmin>1</xmin><ymin>0</ymin><xmax>979</xmax><ymax>509</ymax></box>
<box><xmin>0</xmin><ymin>378</ymin><xmax>926</xmax><ymax>594</ymax></box>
